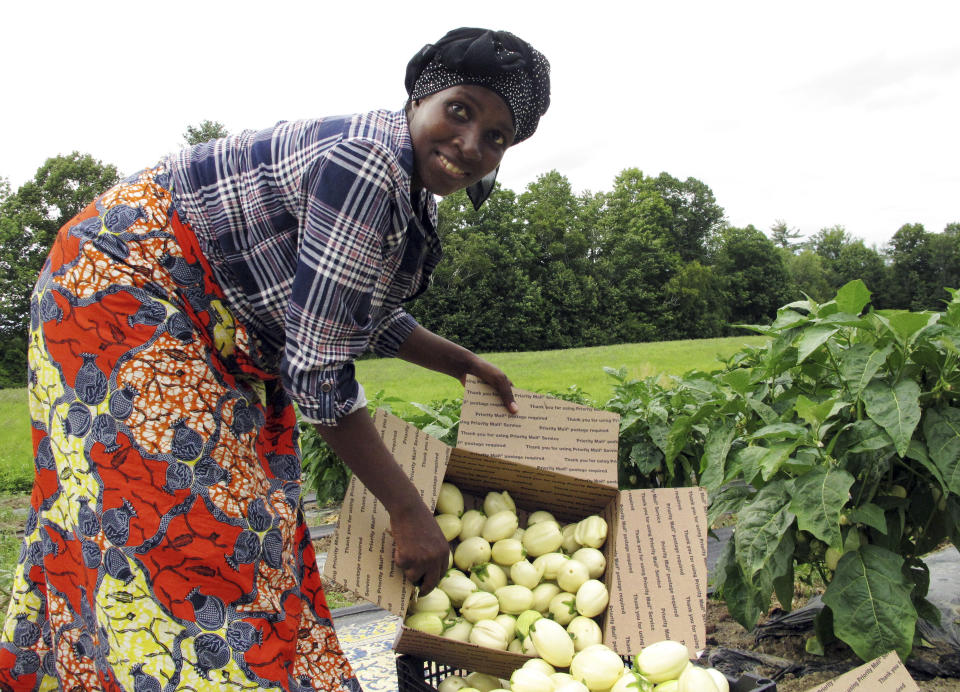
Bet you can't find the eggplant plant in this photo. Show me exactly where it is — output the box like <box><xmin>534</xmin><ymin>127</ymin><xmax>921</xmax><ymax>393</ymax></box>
<box><xmin>612</xmin><ymin>280</ymin><xmax>960</xmax><ymax>662</ymax></box>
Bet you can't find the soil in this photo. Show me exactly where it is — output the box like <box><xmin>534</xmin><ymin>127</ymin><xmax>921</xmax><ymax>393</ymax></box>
<box><xmin>704</xmin><ymin>597</ymin><xmax>960</xmax><ymax>691</ymax></box>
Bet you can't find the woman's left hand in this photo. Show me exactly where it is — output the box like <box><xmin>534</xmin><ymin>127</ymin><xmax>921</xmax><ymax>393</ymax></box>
<box><xmin>397</xmin><ymin>325</ymin><xmax>518</xmax><ymax>414</ymax></box>
<box><xmin>459</xmin><ymin>357</ymin><xmax>517</xmax><ymax>414</ymax></box>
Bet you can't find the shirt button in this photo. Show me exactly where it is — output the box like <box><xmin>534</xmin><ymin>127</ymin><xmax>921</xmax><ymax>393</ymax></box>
<box><xmin>320</xmin><ymin>382</ymin><xmax>333</xmax><ymax>393</ymax></box>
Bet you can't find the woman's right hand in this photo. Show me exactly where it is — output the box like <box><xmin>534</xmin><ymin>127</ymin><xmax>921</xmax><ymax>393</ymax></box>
<box><xmin>389</xmin><ymin>498</ymin><xmax>450</xmax><ymax>596</ymax></box>
<box><xmin>314</xmin><ymin>410</ymin><xmax>451</xmax><ymax>596</ymax></box>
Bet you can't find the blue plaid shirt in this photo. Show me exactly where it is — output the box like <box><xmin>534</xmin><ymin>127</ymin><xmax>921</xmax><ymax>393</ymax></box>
<box><xmin>166</xmin><ymin>109</ymin><xmax>440</xmax><ymax>424</ymax></box>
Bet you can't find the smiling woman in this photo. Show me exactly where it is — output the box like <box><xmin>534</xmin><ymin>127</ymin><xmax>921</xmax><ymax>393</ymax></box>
<box><xmin>0</xmin><ymin>26</ymin><xmax>550</xmax><ymax>692</ymax></box>
<box><xmin>407</xmin><ymin>85</ymin><xmax>515</xmax><ymax>197</ymax></box>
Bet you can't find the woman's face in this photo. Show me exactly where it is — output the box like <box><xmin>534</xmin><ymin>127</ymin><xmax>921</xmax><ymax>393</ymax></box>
<box><xmin>407</xmin><ymin>84</ymin><xmax>515</xmax><ymax>197</ymax></box>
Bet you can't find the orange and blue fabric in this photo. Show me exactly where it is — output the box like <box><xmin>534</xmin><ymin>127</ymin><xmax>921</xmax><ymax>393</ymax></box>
<box><xmin>0</xmin><ymin>166</ymin><xmax>361</xmax><ymax>690</ymax></box>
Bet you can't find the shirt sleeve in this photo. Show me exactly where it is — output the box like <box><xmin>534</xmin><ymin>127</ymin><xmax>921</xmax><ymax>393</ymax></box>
<box><xmin>281</xmin><ymin>137</ymin><xmax>405</xmax><ymax>425</ymax></box>
<box><xmin>368</xmin><ymin>306</ymin><xmax>419</xmax><ymax>357</ymax></box>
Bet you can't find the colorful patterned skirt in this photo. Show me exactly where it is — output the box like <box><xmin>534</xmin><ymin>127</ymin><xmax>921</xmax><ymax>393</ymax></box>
<box><xmin>0</xmin><ymin>166</ymin><xmax>361</xmax><ymax>691</ymax></box>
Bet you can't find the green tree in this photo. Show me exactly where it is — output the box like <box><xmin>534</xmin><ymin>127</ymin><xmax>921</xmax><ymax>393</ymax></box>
<box><xmin>784</xmin><ymin>249</ymin><xmax>832</xmax><ymax>303</ymax></box>
<box><xmin>769</xmin><ymin>219</ymin><xmax>802</xmax><ymax>251</ymax></box>
<box><xmin>593</xmin><ymin>168</ymin><xmax>680</xmax><ymax>343</ymax></box>
<box><xmin>516</xmin><ymin>171</ymin><xmax>599</xmax><ymax>348</ymax></box>
<box><xmin>409</xmin><ymin>187</ymin><xmax>547</xmax><ymax>352</ymax></box>
<box><xmin>0</xmin><ymin>153</ymin><xmax>119</xmax><ymax>386</ymax></box>
<box><xmin>886</xmin><ymin>223</ymin><xmax>934</xmax><ymax>310</ymax></box>
<box><xmin>833</xmin><ymin>240</ymin><xmax>888</xmax><ymax>307</ymax></box>
<box><xmin>183</xmin><ymin>120</ymin><xmax>229</xmax><ymax>145</ymax></box>
<box><xmin>712</xmin><ymin>224</ymin><xmax>791</xmax><ymax>327</ymax></box>
<box><xmin>651</xmin><ymin>172</ymin><xmax>725</xmax><ymax>263</ymax></box>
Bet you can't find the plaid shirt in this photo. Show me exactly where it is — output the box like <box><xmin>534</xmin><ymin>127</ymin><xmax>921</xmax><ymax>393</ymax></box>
<box><xmin>166</xmin><ymin>109</ymin><xmax>440</xmax><ymax>424</ymax></box>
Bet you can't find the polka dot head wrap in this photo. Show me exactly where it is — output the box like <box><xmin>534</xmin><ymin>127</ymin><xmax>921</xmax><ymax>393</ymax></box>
<box><xmin>405</xmin><ymin>27</ymin><xmax>551</xmax><ymax>145</ymax></box>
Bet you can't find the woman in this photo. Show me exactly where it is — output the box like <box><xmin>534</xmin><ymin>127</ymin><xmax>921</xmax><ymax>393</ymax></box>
<box><xmin>0</xmin><ymin>27</ymin><xmax>549</xmax><ymax>691</ymax></box>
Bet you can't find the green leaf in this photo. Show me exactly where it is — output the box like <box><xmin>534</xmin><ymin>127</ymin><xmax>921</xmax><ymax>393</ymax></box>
<box><xmin>629</xmin><ymin>442</ymin><xmax>664</xmax><ymax>475</ymax></box>
<box><xmin>905</xmin><ymin>439</ymin><xmax>947</xmax><ymax>492</ymax></box>
<box><xmin>700</xmin><ymin>423</ymin><xmax>736</xmax><ymax>495</ymax></box>
<box><xmin>748</xmin><ymin>423</ymin><xmax>809</xmax><ymax>441</ymax></box>
<box><xmin>789</xmin><ymin>466</ymin><xmax>855</xmax><ymax>550</ymax></box>
<box><xmin>714</xmin><ymin>538</ymin><xmax>768</xmax><ymax>630</ymax></box>
<box><xmin>922</xmin><ymin>407</ymin><xmax>960</xmax><ymax>496</ymax></box>
<box><xmin>747</xmin><ymin>397</ymin><xmax>780</xmax><ymax>425</ymax></box>
<box><xmin>721</xmin><ymin>368</ymin><xmax>753</xmax><ymax>396</ymax></box>
<box><xmin>873</xmin><ymin>310</ymin><xmax>939</xmax><ymax>349</ymax></box>
<box><xmin>758</xmin><ymin>442</ymin><xmax>800</xmax><ymax>481</ymax></box>
<box><xmin>834</xmin><ymin>280</ymin><xmax>872</xmax><ymax>316</ymax></box>
<box><xmin>863</xmin><ymin>379</ymin><xmax>921</xmax><ymax>457</ymax></box>
<box><xmin>846</xmin><ymin>503</ymin><xmax>888</xmax><ymax>535</ymax></box>
<box><xmin>664</xmin><ymin>414</ymin><xmax>695</xmax><ymax>477</ymax></box>
<box><xmin>839</xmin><ymin>343</ymin><xmax>893</xmax><ymax>399</ymax></box>
<box><xmin>708</xmin><ymin>483</ymin><xmax>754</xmax><ymax>527</ymax></box>
<box><xmin>795</xmin><ymin>325</ymin><xmax>840</xmax><ymax>364</ymax></box>
<box><xmin>735</xmin><ymin>480</ymin><xmax>796</xmax><ymax>580</ymax></box>
<box><xmin>771</xmin><ymin>308</ymin><xmax>810</xmax><ymax>330</ymax></box>
<box><xmin>772</xmin><ymin>540</ymin><xmax>796</xmax><ymax>613</ymax></box>
<box><xmin>734</xmin><ymin>446</ymin><xmax>768</xmax><ymax>486</ymax></box>
<box><xmin>795</xmin><ymin>395</ymin><xmax>837</xmax><ymax>428</ymax></box>
<box><xmin>821</xmin><ymin>545</ymin><xmax>916</xmax><ymax>661</ymax></box>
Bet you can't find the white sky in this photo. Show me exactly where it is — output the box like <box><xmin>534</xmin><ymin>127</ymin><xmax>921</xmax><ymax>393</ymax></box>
<box><xmin>2</xmin><ymin>0</ymin><xmax>958</xmax><ymax>249</ymax></box>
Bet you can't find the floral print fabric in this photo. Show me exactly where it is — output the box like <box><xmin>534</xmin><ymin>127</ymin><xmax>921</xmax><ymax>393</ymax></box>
<box><xmin>0</xmin><ymin>166</ymin><xmax>361</xmax><ymax>691</ymax></box>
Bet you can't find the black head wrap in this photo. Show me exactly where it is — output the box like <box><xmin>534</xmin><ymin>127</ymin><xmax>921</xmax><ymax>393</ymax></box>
<box><xmin>405</xmin><ymin>28</ymin><xmax>551</xmax><ymax>209</ymax></box>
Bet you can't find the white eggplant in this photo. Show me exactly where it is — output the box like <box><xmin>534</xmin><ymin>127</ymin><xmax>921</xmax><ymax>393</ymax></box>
<box><xmin>569</xmin><ymin>644</ymin><xmax>624</xmax><ymax>691</ymax></box>
<box><xmin>510</xmin><ymin>559</ymin><xmax>544</xmax><ymax>590</ymax></box>
<box><xmin>526</xmin><ymin>510</ymin><xmax>556</xmax><ymax>526</ymax></box>
<box><xmin>547</xmin><ymin>591</ymin><xmax>579</xmax><ymax>626</ymax></box>
<box><xmin>470</xmin><ymin>562</ymin><xmax>508</xmax><ymax>593</ymax></box>
<box><xmin>574</xmin><ymin>516</ymin><xmax>607</xmax><ymax>549</ymax></box>
<box><xmin>677</xmin><ymin>665</ymin><xmax>719</xmax><ymax>692</ymax></box>
<box><xmin>492</xmin><ymin>538</ymin><xmax>526</xmax><ymax>566</ymax></box>
<box><xmin>454</xmin><ymin>536</ymin><xmax>492</xmax><ymax>571</ymax></box>
<box><xmin>571</xmin><ymin>548</ymin><xmax>605</xmax><ymax>579</ymax></box>
<box><xmin>634</xmin><ymin>640</ymin><xmax>690</xmax><ymax>684</ymax></box>
<box><xmin>531</xmin><ymin>582</ymin><xmax>561</xmax><ymax>614</ymax></box>
<box><xmin>482</xmin><ymin>510</ymin><xmax>520</xmax><ymax>542</ymax></box>
<box><xmin>483</xmin><ymin>490</ymin><xmax>516</xmax><ymax>515</ymax></box>
<box><xmin>459</xmin><ymin>591</ymin><xmax>500</xmax><ymax>623</ymax></box>
<box><xmin>556</xmin><ymin>559</ymin><xmax>590</xmax><ymax>593</ymax></box>
<box><xmin>459</xmin><ymin>509</ymin><xmax>487</xmax><ymax>540</ymax></box>
<box><xmin>437</xmin><ymin>483</ymin><xmax>464</xmax><ymax>517</ymax></box>
<box><xmin>439</xmin><ymin>570</ymin><xmax>478</xmax><ymax>607</ymax></box>
<box><xmin>575</xmin><ymin>579</ymin><xmax>609</xmax><ymax>618</ymax></box>
<box><xmin>566</xmin><ymin>616</ymin><xmax>603</xmax><ymax>651</ymax></box>
<box><xmin>469</xmin><ymin>618</ymin><xmax>509</xmax><ymax>650</ymax></box>
<box><xmin>533</xmin><ymin>552</ymin><xmax>570</xmax><ymax>580</ymax></box>
<box><xmin>509</xmin><ymin>668</ymin><xmax>554</xmax><ymax>692</ymax></box>
<box><xmin>495</xmin><ymin>584</ymin><xmax>535</xmax><ymax>615</ymax></box>
<box><xmin>528</xmin><ymin>616</ymin><xmax>575</xmax><ymax>667</ymax></box>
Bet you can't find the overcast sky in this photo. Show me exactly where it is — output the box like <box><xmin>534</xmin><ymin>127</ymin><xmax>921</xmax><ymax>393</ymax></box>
<box><xmin>2</xmin><ymin>1</ymin><xmax>958</xmax><ymax>248</ymax></box>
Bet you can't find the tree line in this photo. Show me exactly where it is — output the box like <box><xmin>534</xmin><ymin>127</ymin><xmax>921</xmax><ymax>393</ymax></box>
<box><xmin>409</xmin><ymin>170</ymin><xmax>960</xmax><ymax>354</ymax></box>
<box><xmin>1</xmin><ymin>139</ymin><xmax>958</xmax><ymax>387</ymax></box>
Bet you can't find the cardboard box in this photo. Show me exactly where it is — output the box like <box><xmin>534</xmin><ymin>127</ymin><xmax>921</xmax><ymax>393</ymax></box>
<box><xmin>324</xmin><ymin>377</ymin><xmax>709</xmax><ymax>678</ymax></box>
<box><xmin>803</xmin><ymin>651</ymin><xmax>919</xmax><ymax>691</ymax></box>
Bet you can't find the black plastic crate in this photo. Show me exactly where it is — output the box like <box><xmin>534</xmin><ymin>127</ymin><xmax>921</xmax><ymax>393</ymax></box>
<box><xmin>396</xmin><ymin>654</ymin><xmax>777</xmax><ymax>691</ymax></box>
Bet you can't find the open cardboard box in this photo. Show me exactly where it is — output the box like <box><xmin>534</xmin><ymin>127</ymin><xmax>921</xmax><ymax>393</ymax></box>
<box><xmin>324</xmin><ymin>377</ymin><xmax>709</xmax><ymax>678</ymax></box>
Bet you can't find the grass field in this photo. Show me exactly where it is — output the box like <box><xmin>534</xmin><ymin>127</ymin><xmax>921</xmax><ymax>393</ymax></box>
<box><xmin>0</xmin><ymin>389</ymin><xmax>33</xmax><ymax>494</ymax></box>
<box><xmin>357</xmin><ymin>335</ymin><xmax>766</xmax><ymax>417</ymax></box>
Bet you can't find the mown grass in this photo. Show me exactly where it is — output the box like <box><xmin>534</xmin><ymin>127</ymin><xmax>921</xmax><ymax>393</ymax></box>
<box><xmin>357</xmin><ymin>334</ymin><xmax>766</xmax><ymax>417</ymax></box>
<box><xmin>0</xmin><ymin>493</ymin><xmax>30</xmax><ymax>613</ymax></box>
<box><xmin>0</xmin><ymin>389</ymin><xmax>33</xmax><ymax>494</ymax></box>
